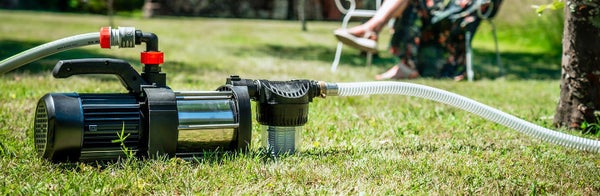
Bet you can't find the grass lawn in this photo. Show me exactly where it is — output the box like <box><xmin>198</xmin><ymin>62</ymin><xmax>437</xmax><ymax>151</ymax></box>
<box><xmin>0</xmin><ymin>9</ymin><xmax>599</xmax><ymax>194</ymax></box>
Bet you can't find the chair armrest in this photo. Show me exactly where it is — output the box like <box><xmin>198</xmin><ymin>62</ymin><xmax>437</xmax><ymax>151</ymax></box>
<box><xmin>334</xmin><ymin>0</ymin><xmax>356</xmax><ymax>14</ymax></box>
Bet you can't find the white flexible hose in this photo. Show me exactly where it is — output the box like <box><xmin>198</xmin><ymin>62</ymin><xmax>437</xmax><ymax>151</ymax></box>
<box><xmin>0</xmin><ymin>32</ymin><xmax>99</xmax><ymax>74</ymax></box>
<box><xmin>334</xmin><ymin>81</ymin><xmax>600</xmax><ymax>153</ymax></box>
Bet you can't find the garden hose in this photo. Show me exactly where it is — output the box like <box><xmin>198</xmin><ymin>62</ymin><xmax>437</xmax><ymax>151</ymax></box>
<box><xmin>319</xmin><ymin>81</ymin><xmax>600</xmax><ymax>153</ymax></box>
<box><xmin>0</xmin><ymin>27</ymin><xmax>138</xmax><ymax>74</ymax></box>
<box><xmin>0</xmin><ymin>32</ymin><xmax>99</xmax><ymax>74</ymax></box>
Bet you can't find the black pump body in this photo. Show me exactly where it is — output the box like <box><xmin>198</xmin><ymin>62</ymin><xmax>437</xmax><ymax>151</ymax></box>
<box><xmin>34</xmin><ymin>58</ymin><xmax>252</xmax><ymax>162</ymax></box>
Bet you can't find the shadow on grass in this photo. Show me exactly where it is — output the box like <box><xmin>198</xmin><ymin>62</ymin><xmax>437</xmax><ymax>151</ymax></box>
<box><xmin>51</xmin><ymin>141</ymin><xmax>520</xmax><ymax>170</ymax></box>
<box><xmin>472</xmin><ymin>49</ymin><xmax>562</xmax><ymax>80</ymax></box>
<box><xmin>243</xmin><ymin>43</ymin><xmax>562</xmax><ymax>80</ymax></box>
<box><xmin>0</xmin><ymin>39</ymin><xmax>138</xmax><ymax>75</ymax></box>
<box><xmin>162</xmin><ymin>59</ymin><xmax>230</xmax><ymax>75</ymax></box>
<box><xmin>2</xmin><ymin>39</ymin><xmax>561</xmax><ymax>81</ymax></box>
<box><xmin>54</xmin><ymin>150</ymin><xmax>274</xmax><ymax>170</ymax></box>
<box><xmin>237</xmin><ymin>44</ymin><xmax>397</xmax><ymax>68</ymax></box>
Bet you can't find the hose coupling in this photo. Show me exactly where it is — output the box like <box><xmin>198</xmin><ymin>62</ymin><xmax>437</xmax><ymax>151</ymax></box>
<box><xmin>100</xmin><ymin>26</ymin><xmax>136</xmax><ymax>49</ymax></box>
<box><xmin>318</xmin><ymin>81</ymin><xmax>339</xmax><ymax>97</ymax></box>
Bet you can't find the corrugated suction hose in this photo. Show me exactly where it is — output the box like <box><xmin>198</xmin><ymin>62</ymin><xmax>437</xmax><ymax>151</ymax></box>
<box><xmin>328</xmin><ymin>81</ymin><xmax>600</xmax><ymax>153</ymax></box>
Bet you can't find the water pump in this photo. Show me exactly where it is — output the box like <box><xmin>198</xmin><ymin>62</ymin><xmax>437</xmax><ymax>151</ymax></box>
<box><xmin>34</xmin><ymin>58</ymin><xmax>325</xmax><ymax>162</ymax></box>
<box><xmin>6</xmin><ymin>27</ymin><xmax>324</xmax><ymax>162</ymax></box>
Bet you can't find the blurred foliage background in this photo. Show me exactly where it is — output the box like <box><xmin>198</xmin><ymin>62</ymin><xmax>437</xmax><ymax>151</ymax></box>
<box><xmin>2</xmin><ymin>0</ymin><xmax>144</xmax><ymax>13</ymax></box>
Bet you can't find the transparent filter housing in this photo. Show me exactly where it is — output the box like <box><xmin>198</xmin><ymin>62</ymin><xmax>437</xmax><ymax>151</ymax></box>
<box><xmin>262</xmin><ymin>125</ymin><xmax>302</xmax><ymax>156</ymax></box>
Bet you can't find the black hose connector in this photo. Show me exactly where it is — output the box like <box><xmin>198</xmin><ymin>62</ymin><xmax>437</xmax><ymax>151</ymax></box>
<box><xmin>226</xmin><ymin>76</ymin><xmax>322</xmax><ymax>127</ymax></box>
<box><xmin>136</xmin><ymin>31</ymin><xmax>159</xmax><ymax>52</ymax></box>
<box><xmin>135</xmin><ymin>30</ymin><xmax>166</xmax><ymax>87</ymax></box>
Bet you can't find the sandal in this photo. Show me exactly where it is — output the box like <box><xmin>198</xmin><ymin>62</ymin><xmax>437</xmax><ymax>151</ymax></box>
<box><xmin>375</xmin><ymin>63</ymin><xmax>419</xmax><ymax>80</ymax></box>
<box><xmin>334</xmin><ymin>28</ymin><xmax>378</xmax><ymax>53</ymax></box>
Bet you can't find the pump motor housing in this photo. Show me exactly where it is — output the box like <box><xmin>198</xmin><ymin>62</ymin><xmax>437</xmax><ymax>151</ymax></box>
<box><xmin>34</xmin><ymin>88</ymin><xmax>251</xmax><ymax>162</ymax></box>
<box><xmin>34</xmin><ymin>93</ymin><xmax>142</xmax><ymax>161</ymax></box>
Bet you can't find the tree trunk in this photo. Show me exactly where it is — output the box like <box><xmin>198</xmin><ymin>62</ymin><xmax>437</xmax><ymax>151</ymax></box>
<box><xmin>554</xmin><ymin>1</ymin><xmax>600</xmax><ymax>131</ymax></box>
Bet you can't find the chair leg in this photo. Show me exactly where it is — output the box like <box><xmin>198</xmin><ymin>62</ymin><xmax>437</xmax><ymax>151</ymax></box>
<box><xmin>490</xmin><ymin>20</ymin><xmax>503</xmax><ymax>76</ymax></box>
<box><xmin>465</xmin><ymin>31</ymin><xmax>474</xmax><ymax>82</ymax></box>
<box><xmin>366</xmin><ymin>52</ymin><xmax>373</xmax><ymax>67</ymax></box>
<box><xmin>331</xmin><ymin>42</ymin><xmax>344</xmax><ymax>72</ymax></box>
<box><xmin>331</xmin><ymin>3</ymin><xmax>356</xmax><ymax>72</ymax></box>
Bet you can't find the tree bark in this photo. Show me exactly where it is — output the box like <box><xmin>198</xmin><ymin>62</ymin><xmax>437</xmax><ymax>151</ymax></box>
<box><xmin>554</xmin><ymin>1</ymin><xmax>600</xmax><ymax>131</ymax></box>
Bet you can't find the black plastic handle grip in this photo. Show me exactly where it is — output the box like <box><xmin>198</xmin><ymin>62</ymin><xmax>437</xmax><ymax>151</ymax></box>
<box><xmin>53</xmin><ymin>58</ymin><xmax>148</xmax><ymax>94</ymax></box>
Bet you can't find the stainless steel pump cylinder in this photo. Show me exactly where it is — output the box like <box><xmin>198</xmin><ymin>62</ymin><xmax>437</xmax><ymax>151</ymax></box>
<box><xmin>175</xmin><ymin>91</ymin><xmax>239</xmax><ymax>155</ymax></box>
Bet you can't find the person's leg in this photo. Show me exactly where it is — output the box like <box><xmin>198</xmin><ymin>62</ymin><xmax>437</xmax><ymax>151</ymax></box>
<box><xmin>360</xmin><ymin>0</ymin><xmax>410</xmax><ymax>33</ymax></box>
<box><xmin>375</xmin><ymin>2</ymin><xmax>420</xmax><ymax>80</ymax></box>
<box><xmin>345</xmin><ymin>0</ymin><xmax>409</xmax><ymax>38</ymax></box>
